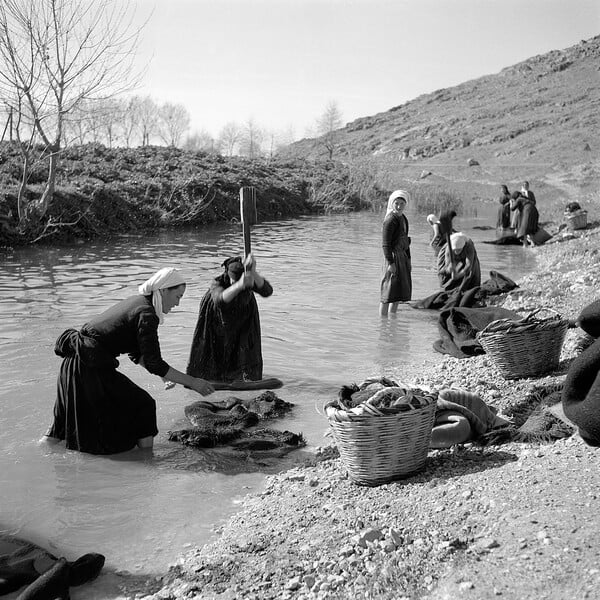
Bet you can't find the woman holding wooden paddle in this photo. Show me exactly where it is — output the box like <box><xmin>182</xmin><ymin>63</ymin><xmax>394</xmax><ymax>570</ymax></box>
<box><xmin>186</xmin><ymin>252</ymin><xmax>273</xmax><ymax>383</ymax></box>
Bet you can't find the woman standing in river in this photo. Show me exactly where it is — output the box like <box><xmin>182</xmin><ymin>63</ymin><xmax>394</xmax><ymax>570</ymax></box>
<box><xmin>45</xmin><ymin>267</ymin><xmax>214</xmax><ymax>455</ymax></box>
<box><xmin>379</xmin><ymin>190</ymin><xmax>412</xmax><ymax>316</ymax></box>
<box><xmin>497</xmin><ymin>184</ymin><xmax>512</xmax><ymax>230</ymax></box>
<box><xmin>187</xmin><ymin>253</ymin><xmax>273</xmax><ymax>382</ymax></box>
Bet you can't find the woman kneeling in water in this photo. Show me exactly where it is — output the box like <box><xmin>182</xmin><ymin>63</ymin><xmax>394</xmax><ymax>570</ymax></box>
<box><xmin>45</xmin><ymin>267</ymin><xmax>214</xmax><ymax>455</ymax></box>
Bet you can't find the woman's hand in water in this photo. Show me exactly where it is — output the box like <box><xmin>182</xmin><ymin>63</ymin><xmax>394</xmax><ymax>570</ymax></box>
<box><xmin>190</xmin><ymin>378</ymin><xmax>215</xmax><ymax>396</ymax></box>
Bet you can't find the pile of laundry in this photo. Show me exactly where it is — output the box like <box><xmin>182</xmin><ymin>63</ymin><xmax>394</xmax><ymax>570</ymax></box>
<box><xmin>325</xmin><ymin>377</ymin><xmax>437</xmax><ymax>421</ymax></box>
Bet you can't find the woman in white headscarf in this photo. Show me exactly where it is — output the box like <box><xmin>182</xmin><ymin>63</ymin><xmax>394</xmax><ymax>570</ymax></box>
<box><xmin>379</xmin><ymin>190</ymin><xmax>412</xmax><ymax>316</ymax></box>
<box><xmin>45</xmin><ymin>268</ymin><xmax>214</xmax><ymax>455</ymax></box>
<box><xmin>438</xmin><ymin>232</ymin><xmax>481</xmax><ymax>293</ymax></box>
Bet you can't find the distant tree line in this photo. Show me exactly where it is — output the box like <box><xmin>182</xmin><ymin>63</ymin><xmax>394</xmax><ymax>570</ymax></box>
<box><xmin>0</xmin><ymin>0</ymin><xmax>348</xmax><ymax>234</ymax></box>
<box><xmin>0</xmin><ymin>98</ymin><xmax>308</xmax><ymax>158</ymax></box>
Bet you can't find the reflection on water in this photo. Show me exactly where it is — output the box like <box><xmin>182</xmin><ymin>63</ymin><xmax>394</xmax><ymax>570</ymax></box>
<box><xmin>0</xmin><ymin>208</ymin><xmax>538</xmax><ymax>597</ymax></box>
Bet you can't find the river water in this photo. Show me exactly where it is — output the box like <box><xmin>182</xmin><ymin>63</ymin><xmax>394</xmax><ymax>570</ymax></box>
<box><xmin>0</xmin><ymin>207</ymin><xmax>536</xmax><ymax>598</ymax></box>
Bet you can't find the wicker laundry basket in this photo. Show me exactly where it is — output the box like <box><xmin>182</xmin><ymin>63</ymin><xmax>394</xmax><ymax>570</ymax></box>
<box><xmin>327</xmin><ymin>401</ymin><xmax>436</xmax><ymax>486</ymax></box>
<box><xmin>564</xmin><ymin>210</ymin><xmax>587</xmax><ymax>231</ymax></box>
<box><xmin>476</xmin><ymin>308</ymin><xmax>568</xmax><ymax>380</ymax></box>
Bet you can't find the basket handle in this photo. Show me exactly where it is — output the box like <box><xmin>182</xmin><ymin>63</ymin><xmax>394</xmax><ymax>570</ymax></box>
<box><xmin>521</xmin><ymin>307</ymin><xmax>563</xmax><ymax>322</ymax></box>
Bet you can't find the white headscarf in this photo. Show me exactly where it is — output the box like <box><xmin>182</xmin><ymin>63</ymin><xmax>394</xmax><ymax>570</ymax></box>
<box><xmin>386</xmin><ymin>190</ymin><xmax>410</xmax><ymax>216</ymax></box>
<box><xmin>450</xmin><ymin>232</ymin><xmax>469</xmax><ymax>252</ymax></box>
<box><xmin>138</xmin><ymin>267</ymin><xmax>186</xmax><ymax>324</ymax></box>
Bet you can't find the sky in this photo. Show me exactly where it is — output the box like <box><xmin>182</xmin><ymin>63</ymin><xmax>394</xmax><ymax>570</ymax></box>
<box><xmin>128</xmin><ymin>0</ymin><xmax>600</xmax><ymax>140</ymax></box>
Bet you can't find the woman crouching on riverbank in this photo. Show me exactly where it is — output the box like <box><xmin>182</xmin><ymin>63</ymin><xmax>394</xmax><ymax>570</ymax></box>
<box><xmin>44</xmin><ymin>268</ymin><xmax>214</xmax><ymax>455</ymax></box>
<box><xmin>438</xmin><ymin>232</ymin><xmax>481</xmax><ymax>294</ymax></box>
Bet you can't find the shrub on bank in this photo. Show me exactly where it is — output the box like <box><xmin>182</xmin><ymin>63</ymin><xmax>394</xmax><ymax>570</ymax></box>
<box><xmin>0</xmin><ymin>143</ymin><xmax>376</xmax><ymax>246</ymax></box>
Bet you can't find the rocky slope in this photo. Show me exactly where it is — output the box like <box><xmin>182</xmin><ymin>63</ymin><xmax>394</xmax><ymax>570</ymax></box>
<box><xmin>281</xmin><ymin>35</ymin><xmax>600</xmax><ymax>210</ymax></box>
<box><xmin>132</xmin><ymin>223</ymin><xmax>600</xmax><ymax>600</ymax></box>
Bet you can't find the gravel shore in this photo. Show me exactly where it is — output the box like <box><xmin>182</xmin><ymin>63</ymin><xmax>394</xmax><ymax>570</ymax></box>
<box><xmin>140</xmin><ymin>224</ymin><xmax>600</xmax><ymax>600</ymax></box>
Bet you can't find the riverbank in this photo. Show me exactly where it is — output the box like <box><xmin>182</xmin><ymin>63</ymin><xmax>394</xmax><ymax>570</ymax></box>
<box><xmin>0</xmin><ymin>143</ymin><xmax>383</xmax><ymax>247</ymax></box>
<box><xmin>137</xmin><ymin>223</ymin><xmax>600</xmax><ymax>600</ymax></box>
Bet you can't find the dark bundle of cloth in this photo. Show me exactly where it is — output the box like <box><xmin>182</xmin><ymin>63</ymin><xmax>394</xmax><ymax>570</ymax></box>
<box><xmin>482</xmin><ymin>235</ymin><xmax>523</xmax><ymax>246</ymax></box>
<box><xmin>0</xmin><ymin>533</ymin><xmax>104</xmax><ymax>598</ymax></box>
<box><xmin>562</xmin><ymin>299</ymin><xmax>600</xmax><ymax>446</ymax></box>
<box><xmin>433</xmin><ymin>306</ymin><xmax>522</xmax><ymax>358</ymax></box>
<box><xmin>413</xmin><ymin>271</ymin><xmax>517</xmax><ymax>312</ymax></box>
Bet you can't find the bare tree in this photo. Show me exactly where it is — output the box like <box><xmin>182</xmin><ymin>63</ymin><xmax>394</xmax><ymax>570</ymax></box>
<box><xmin>239</xmin><ymin>118</ymin><xmax>264</xmax><ymax>159</ymax></box>
<box><xmin>217</xmin><ymin>121</ymin><xmax>242</xmax><ymax>157</ymax></box>
<box><xmin>63</xmin><ymin>97</ymin><xmax>125</xmax><ymax>149</ymax></box>
<box><xmin>96</xmin><ymin>98</ymin><xmax>125</xmax><ymax>148</ymax></box>
<box><xmin>135</xmin><ymin>96</ymin><xmax>159</xmax><ymax>147</ymax></box>
<box><xmin>157</xmin><ymin>102</ymin><xmax>190</xmax><ymax>147</ymax></box>
<box><xmin>120</xmin><ymin>96</ymin><xmax>141</xmax><ymax>147</ymax></box>
<box><xmin>63</xmin><ymin>102</ymin><xmax>91</xmax><ymax>145</ymax></box>
<box><xmin>5</xmin><ymin>96</ymin><xmax>38</xmax><ymax>221</ymax></box>
<box><xmin>272</xmin><ymin>125</ymin><xmax>296</xmax><ymax>156</ymax></box>
<box><xmin>316</xmin><ymin>100</ymin><xmax>343</xmax><ymax>160</ymax></box>
<box><xmin>0</xmin><ymin>0</ymin><xmax>145</xmax><ymax>223</ymax></box>
<box><xmin>183</xmin><ymin>130</ymin><xmax>216</xmax><ymax>153</ymax></box>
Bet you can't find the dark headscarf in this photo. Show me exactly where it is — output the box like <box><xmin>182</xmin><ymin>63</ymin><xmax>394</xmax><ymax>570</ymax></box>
<box><xmin>219</xmin><ymin>256</ymin><xmax>244</xmax><ymax>287</ymax></box>
<box><xmin>222</xmin><ymin>256</ymin><xmax>244</xmax><ymax>274</ymax></box>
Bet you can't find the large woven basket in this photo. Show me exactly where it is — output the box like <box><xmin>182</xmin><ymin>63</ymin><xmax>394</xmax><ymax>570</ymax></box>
<box><xmin>476</xmin><ymin>308</ymin><xmax>568</xmax><ymax>380</ymax></box>
<box><xmin>564</xmin><ymin>210</ymin><xmax>587</xmax><ymax>231</ymax></box>
<box><xmin>328</xmin><ymin>403</ymin><xmax>436</xmax><ymax>486</ymax></box>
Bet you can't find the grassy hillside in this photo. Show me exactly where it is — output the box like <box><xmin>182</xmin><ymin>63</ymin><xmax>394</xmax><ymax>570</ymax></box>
<box><xmin>281</xmin><ymin>35</ymin><xmax>600</xmax><ymax>215</ymax></box>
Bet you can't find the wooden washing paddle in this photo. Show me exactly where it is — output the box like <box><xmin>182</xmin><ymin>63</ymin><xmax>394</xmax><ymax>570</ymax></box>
<box><xmin>208</xmin><ymin>377</ymin><xmax>283</xmax><ymax>391</ymax></box>
<box><xmin>239</xmin><ymin>186</ymin><xmax>257</xmax><ymax>265</ymax></box>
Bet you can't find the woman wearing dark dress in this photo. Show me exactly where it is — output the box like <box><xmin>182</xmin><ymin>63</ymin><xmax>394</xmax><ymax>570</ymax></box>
<box><xmin>187</xmin><ymin>253</ymin><xmax>273</xmax><ymax>382</ymax></box>
<box><xmin>379</xmin><ymin>190</ymin><xmax>412</xmax><ymax>316</ymax></box>
<box><xmin>520</xmin><ymin>180</ymin><xmax>536</xmax><ymax>206</ymax></box>
<box><xmin>497</xmin><ymin>184</ymin><xmax>512</xmax><ymax>230</ymax></box>
<box><xmin>514</xmin><ymin>195</ymin><xmax>539</xmax><ymax>246</ymax></box>
<box><xmin>45</xmin><ymin>268</ymin><xmax>214</xmax><ymax>455</ymax></box>
<box><xmin>509</xmin><ymin>190</ymin><xmax>523</xmax><ymax>231</ymax></box>
<box><xmin>437</xmin><ymin>232</ymin><xmax>481</xmax><ymax>293</ymax></box>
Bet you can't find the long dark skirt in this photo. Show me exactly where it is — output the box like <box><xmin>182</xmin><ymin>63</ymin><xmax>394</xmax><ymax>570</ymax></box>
<box><xmin>187</xmin><ymin>290</ymin><xmax>264</xmax><ymax>382</ymax></box>
<box><xmin>380</xmin><ymin>252</ymin><xmax>412</xmax><ymax>303</ymax></box>
<box><xmin>47</xmin><ymin>357</ymin><xmax>158</xmax><ymax>455</ymax></box>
